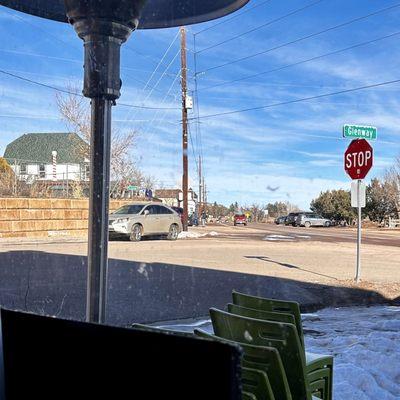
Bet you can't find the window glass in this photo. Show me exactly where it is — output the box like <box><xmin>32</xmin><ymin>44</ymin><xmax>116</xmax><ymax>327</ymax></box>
<box><xmin>159</xmin><ymin>206</ymin><xmax>173</xmax><ymax>215</ymax></box>
<box><xmin>113</xmin><ymin>205</ymin><xmax>144</xmax><ymax>214</ymax></box>
<box><xmin>0</xmin><ymin>5</ymin><xmax>398</xmax><ymax>398</ymax></box>
<box><xmin>39</xmin><ymin>164</ymin><xmax>45</xmax><ymax>178</ymax></box>
<box><xmin>145</xmin><ymin>205</ymin><xmax>159</xmax><ymax>215</ymax></box>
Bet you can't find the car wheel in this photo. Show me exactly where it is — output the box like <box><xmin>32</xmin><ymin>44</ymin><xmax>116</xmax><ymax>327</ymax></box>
<box><xmin>324</xmin><ymin>221</ymin><xmax>331</xmax><ymax>227</ymax></box>
<box><xmin>130</xmin><ymin>224</ymin><xmax>142</xmax><ymax>242</ymax></box>
<box><xmin>167</xmin><ymin>224</ymin><xmax>179</xmax><ymax>240</ymax></box>
<box><xmin>304</xmin><ymin>222</ymin><xmax>311</xmax><ymax>228</ymax></box>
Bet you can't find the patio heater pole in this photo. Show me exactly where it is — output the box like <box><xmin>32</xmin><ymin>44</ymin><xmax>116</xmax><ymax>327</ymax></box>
<box><xmin>67</xmin><ymin>9</ymin><xmax>136</xmax><ymax>323</ymax></box>
<box><xmin>87</xmin><ymin>98</ymin><xmax>112</xmax><ymax>323</ymax></box>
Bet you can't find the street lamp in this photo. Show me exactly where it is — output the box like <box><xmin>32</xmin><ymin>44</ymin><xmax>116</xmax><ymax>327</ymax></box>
<box><xmin>0</xmin><ymin>0</ymin><xmax>249</xmax><ymax>323</ymax></box>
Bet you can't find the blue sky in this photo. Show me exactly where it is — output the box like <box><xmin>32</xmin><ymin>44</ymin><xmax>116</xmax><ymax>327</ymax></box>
<box><xmin>0</xmin><ymin>0</ymin><xmax>400</xmax><ymax>209</ymax></box>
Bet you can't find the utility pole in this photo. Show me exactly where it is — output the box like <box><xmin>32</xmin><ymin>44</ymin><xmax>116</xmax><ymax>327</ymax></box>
<box><xmin>202</xmin><ymin>177</ymin><xmax>206</xmax><ymax>213</ymax></box>
<box><xmin>180</xmin><ymin>26</ymin><xmax>189</xmax><ymax>231</ymax></box>
<box><xmin>198</xmin><ymin>155</ymin><xmax>202</xmax><ymax>218</ymax></box>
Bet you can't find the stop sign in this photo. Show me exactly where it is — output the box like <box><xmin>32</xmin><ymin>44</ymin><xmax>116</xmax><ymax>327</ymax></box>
<box><xmin>344</xmin><ymin>139</ymin><xmax>373</xmax><ymax>180</ymax></box>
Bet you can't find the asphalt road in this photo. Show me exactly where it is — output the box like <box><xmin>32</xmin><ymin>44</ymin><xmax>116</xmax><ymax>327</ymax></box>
<box><xmin>0</xmin><ymin>223</ymin><xmax>398</xmax><ymax>323</ymax></box>
<box><xmin>216</xmin><ymin>222</ymin><xmax>400</xmax><ymax>247</ymax></box>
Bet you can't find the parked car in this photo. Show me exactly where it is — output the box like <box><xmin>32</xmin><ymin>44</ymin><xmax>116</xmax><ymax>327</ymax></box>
<box><xmin>296</xmin><ymin>213</ymin><xmax>332</xmax><ymax>228</ymax></box>
<box><xmin>171</xmin><ymin>206</ymin><xmax>184</xmax><ymax>225</ymax></box>
<box><xmin>109</xmin><ymin>202</ymin><xmax>182</xmax><ymax>241</ymax></box>
<box><xmin>234</xmin><ymin>214</ymin><xmax>247</xmax><ymax>226</ymax></box>
<box><xmin>285</xmin><ymin>212</ymin><xmax>301</xmax><ymax>226</ymax></box>
<box><xmin>275</xmin><ymin>216</ymin><xmax>287</xmax><ymax>225</ymax></box>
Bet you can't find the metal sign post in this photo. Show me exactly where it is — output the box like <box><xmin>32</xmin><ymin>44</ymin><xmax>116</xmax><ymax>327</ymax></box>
<box><xmin>351</xmin><ymin>179</ymin><xmax>365</xmax><ymax>282</ymax></box>
<box><xmin>356</xmin><ymin>179</ymin><xmax>362</xmax><ymax>282</ymax></box>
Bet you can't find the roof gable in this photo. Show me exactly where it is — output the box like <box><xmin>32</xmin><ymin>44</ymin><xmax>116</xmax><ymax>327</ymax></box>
<box><xmin>3</xmin><ymin>133</ymin><xmax>88</xmax><ymax>164</ymax></box>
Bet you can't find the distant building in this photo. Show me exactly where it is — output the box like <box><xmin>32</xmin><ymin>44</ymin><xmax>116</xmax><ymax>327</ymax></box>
<box><xmin>3</xmin><ymin>132</ymin><xmax>89</xmax><ymax>182</ymax></box>
<box><xmin>154</xmin><ymin>188</ymin><xmax>198</xmax><ymax>215</ymax></box>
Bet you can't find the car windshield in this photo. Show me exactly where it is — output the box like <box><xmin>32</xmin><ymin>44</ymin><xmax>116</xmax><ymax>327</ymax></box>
<box><xmin>113</xmin><ymin>205</ymin><xmax>144</xmax><ymax>215</ymax></box>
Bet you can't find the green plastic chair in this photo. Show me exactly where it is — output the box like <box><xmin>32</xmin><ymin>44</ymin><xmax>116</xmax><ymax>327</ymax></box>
<box><xmin>242</xmin><ymin>367</ymin><xmax>275</xmax><ymax>400</ymax></box>
<box><xmin>195</xmin><ymin>329</ymin><xmax>292</xmax><ymax>400</ymax></box>
<box><xmin>243</xmin><ymin>392</ymin><xmax>258</xmax><ymax>400</ymax></box>
<box><xmin>232</xmin><ymin>291</ymin><xmax>305</xmax><ymax>347</ymax></box>
<box><xmin>227</xmin><ymin>303</ymin><xmax>296</xmax><ymax>328</ymax></box>
<box><xmin>231</xmin><ymin>291</ymin><xmax>333</xmax><ymax>400</ymax></box>
<box><xmin>210</xmin><ymin>308</ymin><xmax>325</xmax><ymax>400</ymax></box>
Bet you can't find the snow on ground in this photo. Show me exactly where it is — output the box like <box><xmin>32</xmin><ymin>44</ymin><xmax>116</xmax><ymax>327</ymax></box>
<box><xmin>263</xmin><ymin>234</ymin><xmax>296</xmax><ymax>241</ymax></box>
<box><xmin>178</xmin><ymin>231</ymin><xmax>219</xmax><ymax>239</ymax></box>
<box><xmin>263</xmin><ymin>234</ymin><xmax>312</xmax><ymax>241</ymax></box>
<box><xmin>303</xmin><ymin>306</ymin><xmax>400</xmax><ymax>400</ymax></box>
<box><xmin>158</xmin><ymin>306</ymin><xmax>400</xmax><ymax>400</ymax></box>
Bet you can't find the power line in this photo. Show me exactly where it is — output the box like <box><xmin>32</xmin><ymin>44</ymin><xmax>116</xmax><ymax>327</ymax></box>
<box><xmin>197</xmin><ymin>2</ymin><xmax>400</xmax><ymax>74</ymax></box>
<box><xmin>197</xmin><ymin>30</ymin><xmax>400</xmax><ymax>91</ymax></box>
<box><xmin>0</xmin><ymin>113</ymin><xmax>59</xmax><ymax>120</ymax></box>
<box><xmin>193</xmin><ymin>35</ymin><xmax>204</xmax><ymax>164</ymax></box>
<box><xmin>121</xmin><ymin>30</ymin><xmax>180</xmax><ymax>123</ymax></box>
<box><xmin>196</xmin><ymin>0</ymin><xmax>325</xmax><ymax>54</ymax></box>
<box><xmin>194</xmin><ymin>0</ymin><xmax>273</xmax><ymax>35</ymax></box>
<box><xmin>188</xmin><ymin>122</ymin><xmax>199</xmax><ymax>174</ymax></box>
<box><xmin>188</xmin><ymin>78</ymin><xmax>400</xmax><ymax>120</ymax></box>
<box><xmin>139</xmin><ymin>70</ymin><xmax>181</xmax><ymax>142</ymax></box>
<box><xmin>0</xmin><ymin>69</ymin><xmax>180</xmax><ymax>110</ymax></box>
<box><xmin>124</xmin><ymin>46</ymin><xmax>174</xmax><ymax>70</ymax></box>
<box><xmin>0</xmin><ymin>48</ymin><xmax>179</xmax><ymax>98</ymax></box>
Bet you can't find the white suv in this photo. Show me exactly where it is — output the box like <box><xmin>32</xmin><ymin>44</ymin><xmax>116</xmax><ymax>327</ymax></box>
<box><xmin>296</xmin><ymin>213</ymin><xmax>331</xmax><ymax>228</ymax></box>
<box><xmin>109</xmin><ymin>202</ymin><xmax>182</xmax><ymax>241</ymax></box>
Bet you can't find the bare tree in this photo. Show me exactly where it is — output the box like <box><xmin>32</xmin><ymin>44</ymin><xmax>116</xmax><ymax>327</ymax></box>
<box><xmin>384</xmin><ymin>156</ymin><xmax>400</xmax><ymax>218</ymax></box>
<box><xmin>56</xmin><ymin>87</ymin><xmax>153</xmax><ymax>197</ymax></box>
<box><xmin>285</xmin><ymin>201</ymin><xmax>300</xmax><ymax>213</ymax></box>
<box><xmin>0</xmin><ymin>157</ymin><xmax>14</xmax><ymax>196</ymax></box>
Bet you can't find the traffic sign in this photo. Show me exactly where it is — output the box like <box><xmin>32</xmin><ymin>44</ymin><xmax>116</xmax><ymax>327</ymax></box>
<box><xmin>351</xmin><ymin>180</ymin><xmax>366</xmax><ymax>208</ymax></box>
<box><xmin>344</xmin><ymin>139</ymin><xmax>373</xmax><ymax>180</ymax></box>
<box><xmin>343</xmin><ymin>124</ymin><xmax>377</xmax><ymax>140</ymax></box>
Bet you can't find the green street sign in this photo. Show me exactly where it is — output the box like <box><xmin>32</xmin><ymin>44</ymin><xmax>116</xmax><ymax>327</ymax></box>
<box><xmin>343</xmin><ymin>124</ymin><xmax>377</xmax><ymax>140</ymax></box>
<box><xmin>127</xmin><ymin>185</ymin><xmax>137</xmax><ymax>191</ymax></box>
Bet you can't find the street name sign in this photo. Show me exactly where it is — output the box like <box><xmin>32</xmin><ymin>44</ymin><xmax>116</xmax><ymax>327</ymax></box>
<box><xmin>344</xmin><ymin>139</ymin><xmax>373</xmax><ymax>180</ymax></box>
<box><xmin>343</xmin><ymin>124</ymin><xmax>377</xmax><ymax>140</ymax></box>
<box><xmin>351</xmin><ymin>180</ymin><xmax>366</xmax><ymax>208</ymax></box>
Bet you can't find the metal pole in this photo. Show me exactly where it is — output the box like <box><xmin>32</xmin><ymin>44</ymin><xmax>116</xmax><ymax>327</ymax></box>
<box><xmin>356</xmin><ymin>179</ymin><xmax>361</xmax><ymax>282</ymax></box>
<box><xmin>180</xmin><ymin>27</ymin><xmax>189</xmax><ymax>231</ymax></box>
<box><xmin>86</xmin><ymin>98</ymin><xmax>112</xmax><ymax>323</ymax></box>
<box><xmin>198</xmin><ymin>156</ymin><xmax>202</xmax><ymax>218</ymax></box>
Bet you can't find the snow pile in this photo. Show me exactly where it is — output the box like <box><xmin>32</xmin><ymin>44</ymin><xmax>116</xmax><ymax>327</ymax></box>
<box><xmin>303</xmin><ymin>306</ymin><xmax>400</xmax><ymax>400</ymax></box>
<box><xmin>160</xmin><ymin>306</ymin><xmax>400</xmax><ymax>400</ymax></box>
<box><xmin>178</xmin><ymin>231</ymin><xmax>204</xmax><ymax>239</ymax></box>
<box><xmin>178</xmin><ymin>231</ymin><xmax>219</xmax><ymax>239</ymax></box>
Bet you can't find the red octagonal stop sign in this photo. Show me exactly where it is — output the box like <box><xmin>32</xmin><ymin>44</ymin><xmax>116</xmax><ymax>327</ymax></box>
<box><xmin>344</xmin><ymin>139</ymin><xmax>373</xmax><ymax>180</ymax></box>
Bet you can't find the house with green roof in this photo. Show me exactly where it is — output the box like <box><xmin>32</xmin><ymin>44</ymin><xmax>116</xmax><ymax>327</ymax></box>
<box><xmin>3</xmin><ymin>133</ymin><xmax>89</xmax><ymax>182</ymax></box>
